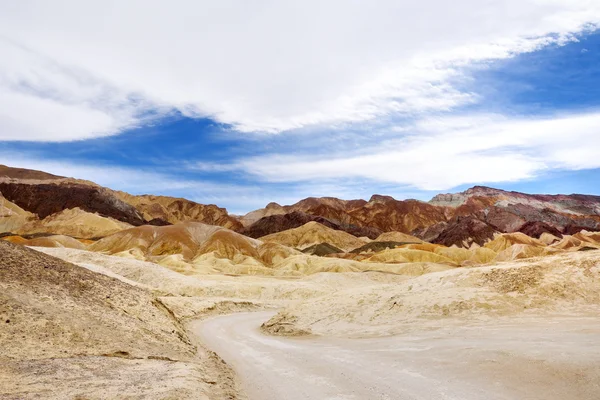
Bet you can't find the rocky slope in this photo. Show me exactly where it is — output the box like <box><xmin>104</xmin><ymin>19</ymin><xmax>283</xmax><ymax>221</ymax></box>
<box><xmin>0</xmin><ymin>241</ymin><xmax>238</xmax><ymax>399</ymax></box>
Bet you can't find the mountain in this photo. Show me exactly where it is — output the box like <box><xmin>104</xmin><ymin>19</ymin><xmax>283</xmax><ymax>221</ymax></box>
<box><xmin>432</xmin><ymin>186</ymin><xmax>600</xmax><ymax>233</ymax></box>
<box><xmin>115</xmin><ymin>192</ymin><xmax>242</xmax><ymax>230</ymax></box>
<box><xmin>0</xmin><ymin>166</ymin><xmax>146</xmax><ymax>226</ymax></box>
<box><xmin>242</xmin><ymin>186</ymin><xmax>600</xmax><ymax>247</ymax></box>
<box><xmin>241</xmin><ymin>195</ymin><xmax>450</xmax><ymax>240</ymax></box>
<box><xmin>0</xmin><ymin>165</ymin><xmax>242</xmax><ymax>237</ymax></box>
<box><xmin>4</xmin><ymin>164</ymin><xmax>600</xmax><ymax>250</ymax></box>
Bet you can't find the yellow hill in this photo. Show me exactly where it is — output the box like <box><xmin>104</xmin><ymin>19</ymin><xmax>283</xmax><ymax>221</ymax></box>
<box><xmin>260</xmin><ymin>221</ymin><xmax>367</xmax><ymax>252</ymax></box>
<box><xmin>366</xmin><ymin>248</ymin><xmax>457</xmax><ymax>265</ymax></box>
<box><xmin>18</xmin><ymin>207</ymin><xmax>132</xmax><ymax>239</ymax></box>
<box><xmin>25</xmin><ymin>235</ymin><xmax>87</xmax><ymax>250</ymax></box>
<box><xmin>89</xmin><ymin>222</ymin><xmax>264</xmax><ymax>268</ymax></box>
<box><xmin>484</xmin><ymin>232</ymin><xmax>546</xmax><ymax>252</ymax></box>
<box><xmin>258</xmin><ymin>242</ymin><xmax>303</xmax><ymax>266</ymax></box>
<box><xmin>0</xmin><ymin>195</ymin><xmax>34</xmax><ymax>233</ymax></box>
<box><xmin>494</xmin><ymin>244</ymin><xmax>561</xmax><ymax>262</ymax></box>
<box><xmin>375</xmin><ymin>231</ymin><xmax>424</xmax><ymax>243</ymax></box>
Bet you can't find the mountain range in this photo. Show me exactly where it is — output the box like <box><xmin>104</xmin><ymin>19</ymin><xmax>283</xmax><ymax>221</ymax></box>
<box><xmin>2</xmin><ymin>164</ymin><xmax>600</xmax><ymax>248</ymax></box>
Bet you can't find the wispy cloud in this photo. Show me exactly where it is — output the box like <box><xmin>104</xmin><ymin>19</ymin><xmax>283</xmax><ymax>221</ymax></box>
<box><xmin>0</xmin><ymin>1</ymin><xmax>599</xmax><ymax>140</ymax></box>
<box><xmin>204</xmin><ymin>111</ymin><xmax>600</xmax><ymax>191</ymax></box>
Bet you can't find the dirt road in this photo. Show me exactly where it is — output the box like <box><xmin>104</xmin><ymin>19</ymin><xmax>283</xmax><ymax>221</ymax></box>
<box><xmin>191</xmin><ymin>312</ymin><xmax>600</xmax><ymax>400</ymax></box>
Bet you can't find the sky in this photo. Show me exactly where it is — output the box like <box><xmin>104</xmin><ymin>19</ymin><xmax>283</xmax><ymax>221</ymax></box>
<box><xmin>1</xmin><ymin>1</ymin><xmax>600</xmax><ymax>214</ymax></box>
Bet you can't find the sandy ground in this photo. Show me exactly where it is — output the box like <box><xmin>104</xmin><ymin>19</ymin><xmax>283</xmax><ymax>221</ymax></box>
<box><xmin>15</xmin><ymin>247</ymin><xmax>600</xmax><ymax>399</ymax></box>
<box><xmin>194</xmin><ymin>311</ymin><xmax>600</xmax><ymax>400</ymax></box>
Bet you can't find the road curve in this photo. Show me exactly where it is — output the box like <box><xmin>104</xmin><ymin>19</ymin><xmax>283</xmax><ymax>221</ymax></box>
<box><xmin>190</xmin><ymin>312</ymin><xmax>600</xmax><ymax>400</ymax></box>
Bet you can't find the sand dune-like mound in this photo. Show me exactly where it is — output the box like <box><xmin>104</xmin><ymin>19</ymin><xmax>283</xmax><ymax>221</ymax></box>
<box><xmin>366</xmin><ymin>248</ymin><xmax>457</xmax><ymax>265</ymax></box>
<box><xmin>550</xmin><ymin>235</ymin><xmax>585</xmax><ymax>250</ymax></box>
<box><xmin>1</xmin><ymin>235</ymin><xmax>28</xmax><ymax>244</ymax></box>
<box><xmin>434</xmin><ymin>246</ymin><xmax>498</xmax><ymax>265</ymax></box>
<box><xmin>375</xmin><ymin>231</ymin><xmax>423</xmax><ymax>243</ymax></box>
<box><xmin>549</xmin><ymin>232</ymin><xmax>600</xmax><ymax>251</ymax></box>
<box><xmin>572</xmin><ymin>231</ymin><xmax>600</xmax><ymax>247</ymax></box>
<box><xmin>263</xmin><ymin>250</ymin><xmax>600</xmax><ymax>337</ymax></box>
<box><xmin>399</xmin><ymin>242</ymin><xmax>444</xmax><ymax>252</ymax></box>
<box><xmin>260</xmin><ymin>221</ymin><xmax>367</xmax><ymax>252</ymax></box>
<box><xmin>89</xmin><ymin>222</ymin><xmax>274</xmax><ymax>277</ymax></box>
<box><xmin>272</xmin><ymin>254</ymin><xmax>362</xmax><ymax>274</ymax></box>
<box><xmin>18</xmin><ymin>207</ymin><xmax>132</xmax><ymax>239</ymax></box>
<box><xmin>23</xmin><ymin>234</ymin><xmax>87</xmax><ymax>249</ymax></box>
<box><xmin>90</xmin><ymin>222</ymin><xmax>223</xmax><ymax>259</ymax></box>
<box><xmin>539</xmin><ymin>232</ymin><xmax>562</xmax><ymax>245</ymax></box>
<box><xmin>35</xmin><ymin>247</ymin><xmax>393</xmax><ymax>302</ymax></box>
<box><xmin>196</xmin><ymin>229</ymin><xmax>261</xmax><ymax>260</ymax></box>
<box><xmin>0</xmin><ymin>194</ymin><xmax>34</xmax><ymax>233</ymax></box>
<box><xmin>495</xmin><ymin>244</ymin><xmax>560</xmax><ymax>262</ymax></box>
<box><xmin>257</xmin><ymin>242</ymin><xmax>303</xmax><ymax>266</ymax></box>
<box><xmin>360</xmin><ymin>261</ymin><xmax>455</xmax><ymax>276</ymax></box>
<box><xmin>484</xmin><ymin>232</ymin><xmax>546</xmax><ymax>252</ymax></box>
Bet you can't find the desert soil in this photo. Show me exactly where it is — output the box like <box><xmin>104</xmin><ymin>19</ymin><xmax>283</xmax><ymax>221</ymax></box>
<box><xmin>194</xmin><ymin>311</ymin><xmax>600</xmax><ymax>400</ymax></box>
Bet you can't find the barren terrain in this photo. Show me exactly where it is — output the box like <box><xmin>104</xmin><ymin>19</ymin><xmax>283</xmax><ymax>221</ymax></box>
<box><xmin>195</xmin><ymin>312</ymin><xmax>600</xmax><ymax>400</ymax></box>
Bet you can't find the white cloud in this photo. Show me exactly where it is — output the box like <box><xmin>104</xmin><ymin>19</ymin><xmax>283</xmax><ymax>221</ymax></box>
<box><xmin>0</xmin><ymin>0</ymin><xmax>599</xmax><ymax>139</ymax></box>
<box><xmin>230</xmin><ymin>111</ymin><xmax>600</xmax><ymax>190</ymax></box>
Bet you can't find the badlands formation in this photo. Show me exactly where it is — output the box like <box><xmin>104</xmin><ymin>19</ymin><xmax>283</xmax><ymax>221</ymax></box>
<box><xmin>2</xmin><ymin>164</ymin><xmax>600</xmax><ymax>399</ymax></box>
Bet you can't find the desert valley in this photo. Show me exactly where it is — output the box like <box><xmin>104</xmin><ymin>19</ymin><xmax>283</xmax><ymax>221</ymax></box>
<box><xmin>1</xmin><ymin>163</ymin><xmax>600</xmax><ymax>399</ymax></box>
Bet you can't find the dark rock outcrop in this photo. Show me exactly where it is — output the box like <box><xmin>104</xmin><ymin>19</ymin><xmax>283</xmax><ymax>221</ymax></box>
<box><xmin>301</xmin><ymin>243</ymin><xmax>344</xmax><ymax>257</ymax></box>
<box><xmin>0</xmin><ymin>182</ymin><xmax>146</xmax><ymax>226</ymax></box>
<box><xmin>242</xmin><ymin>211</ymin><xmax>339</xmax><ymax>239</ymax></box>
<box><xmin>350</xmin><ymin>241</ymin><xmax>409</xmax><ymax>254</ymax></box>
<box><xmin>518</xmin><ymin>221</ymin><xmax>563</xmax><ymax>239</ymax></box>
<box><xmin>432</xmin><ymin>216</ymin><xmax>498</xmax><ymax>248</ymax></box>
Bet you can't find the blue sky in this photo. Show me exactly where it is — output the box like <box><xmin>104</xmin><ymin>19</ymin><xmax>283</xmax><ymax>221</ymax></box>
<box><xmin>2</xmin><ymin>1</ymin><xmax>600</xmax><ymax>214</ymax></box>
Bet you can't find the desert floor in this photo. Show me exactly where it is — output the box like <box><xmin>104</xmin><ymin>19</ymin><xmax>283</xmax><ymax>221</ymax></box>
<box><xmin>194</xmin><ymin>311</ymin><xmax>600</xmax><ymax>400</ymax></box>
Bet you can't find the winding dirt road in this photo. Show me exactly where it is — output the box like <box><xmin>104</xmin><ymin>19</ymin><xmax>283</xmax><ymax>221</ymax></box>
<box><xmin>191</xmin><ymin>312</ymin><xmax>600</xmax><ymax>400</ymax></box>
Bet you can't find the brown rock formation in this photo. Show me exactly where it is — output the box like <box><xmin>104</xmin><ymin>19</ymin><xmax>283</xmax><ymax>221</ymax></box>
<box><xmin>518</xmin><ymin>221</ymin><xmax>563</xmax><ymax>239</ymax></box>
<box><xmin>115</xmin><ymin>193</ymin><xmax>242</xmax><ymax>231</ymax></box>
<box><xmin>0</xmin><ymin>180</ymin><xmax>145</xmax><ymax>226</ymax></box>
<box><xmin>432</xmin><ymin>217</ymin><xmax>499</xmax><ymax>248</ymax></box>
